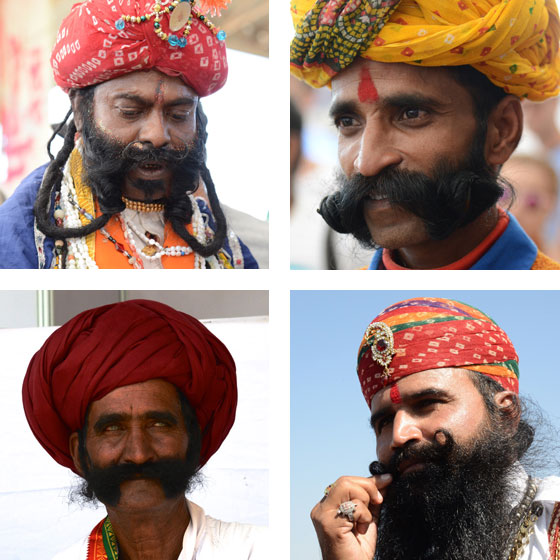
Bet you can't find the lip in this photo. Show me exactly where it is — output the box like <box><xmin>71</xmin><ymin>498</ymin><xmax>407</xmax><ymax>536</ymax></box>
<box><xmin>398</xmin><ymin>459</ymin><xmax>425</xmax><ymax>475</ymax></box>
<box><xmin>130</xmin><ymin>162</ymin><xmax>171</xmax><ymax>180</ymax></box>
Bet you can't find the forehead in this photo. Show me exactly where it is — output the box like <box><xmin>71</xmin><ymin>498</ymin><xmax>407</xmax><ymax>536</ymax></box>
<box><xmin>94</xmin><ymin>69</ymin><xmax>198</xmax><ymax>101</ymax></box>
<box><xmin>370</xmin><ymin>368</ymin><xmax>478</xmax><ymax>412</ymax></box>
<box><xmin>87</xmin><ymin>379</ymin><xmax>182</xmax><ymax>420</ymax></box>
<box><xmin>331</xmin><ymin>59</ymin><xmax>472</xmax><ymax>107</ymax></box>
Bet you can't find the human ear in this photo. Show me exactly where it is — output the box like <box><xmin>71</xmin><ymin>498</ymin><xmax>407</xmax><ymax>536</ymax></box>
<box><xmin>494</xmin><ymin>390</ymin><xmax>521</xmax><ymax>430</ymax></box>
<box><xmin>69</xmin><ymin>432</ymin><xmax>86</xmax><ymax>477</ymax></box>
<box><xmin>485</xmin><ymin>96</ymin><xmax>523</xmax><ymax>167</ymax></box>
<box><xmin>68</xmin><ymin>91</ymin><xmax>84</xmax><ymax>133</ymax></box>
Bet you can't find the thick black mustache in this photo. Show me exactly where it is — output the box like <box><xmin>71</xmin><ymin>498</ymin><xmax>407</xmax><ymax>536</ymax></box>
<box><xmin>83</xmin><ymin>458</ymin><xmax>194</xmax><ymax>507</ymax></box>
<box><xmin>121</xmin><ymin>141</ymin><xmax>190</xmax><ymax>166</ymax></box>
<box><xmin>369</xmin><ymin>429</ymin><xmax>454</xmax><ymax>480</ymax></box>
<box><xmin>319</xmin><ymin>161</ymin><xmax>506</xmax><ymax>244</ymax></box>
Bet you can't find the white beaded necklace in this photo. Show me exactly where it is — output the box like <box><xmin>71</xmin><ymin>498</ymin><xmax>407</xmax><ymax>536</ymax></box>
<box><xmin>57</xmin><ymin>148</ymin><xmax>226</xmax><ymax>269</ymax></box>
<box><xmin>59</xmin><ymin>156</ymin><xmax>99</xmax><ymax>269</ymax></box>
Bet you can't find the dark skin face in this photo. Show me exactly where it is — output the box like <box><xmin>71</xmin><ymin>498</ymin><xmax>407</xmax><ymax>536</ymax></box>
<box><xmin>72</xmin><ymin>69</ymin><xmax>198</xmax><ymax>201</ymax></box>
<box><xmin>330</xmin><ymin>59</ymin><xmax>523</xmax><ymax>268</ymax></box>
<box><xmin>69</xmin><ymin>379</ymin><xmax>191</xmax><ymax>560</ymax></box>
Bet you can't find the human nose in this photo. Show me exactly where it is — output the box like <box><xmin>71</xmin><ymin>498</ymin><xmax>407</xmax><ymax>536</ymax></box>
<box><xmin>353</xmin><ymin>122</ymin><xmax>402</xmax><ymax>177</ymax></box>
<box><xmin>121</xmin><ymin>427</ymin><xmax>156</xmax><ymax>464</ymax></box>
<box><xmin>390</xmin><ymin>410</ymin><xmax>422</xmax><ymax>450</ymax></box>
<box><xmin>137</xmin><ymin>110</ymin><xmax>171</xmax><ymax>148</ymax></box>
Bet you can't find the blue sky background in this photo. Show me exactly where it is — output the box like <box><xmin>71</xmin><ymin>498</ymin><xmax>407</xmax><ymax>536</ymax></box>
<box><xmin>291</xmin><ymin>290</ymin><xmax>560</xmax><ymax>559</ymax></box>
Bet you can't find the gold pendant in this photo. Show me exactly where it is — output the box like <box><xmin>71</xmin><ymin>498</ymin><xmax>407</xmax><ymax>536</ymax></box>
<box><xmin>169</xmin><ymin>2</ymin><xmax>192</xmax><ymax>31</ymax></box>
<box><xmin>142</xmin><ymin>245</ymin><xmax>159</xmax><ymax>257</ymax></box>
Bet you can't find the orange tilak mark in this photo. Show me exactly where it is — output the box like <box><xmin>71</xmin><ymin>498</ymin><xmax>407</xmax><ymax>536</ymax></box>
<box><xmin>390</xmin><ymin>382</ymin><xmax>401</xmax><ymax>404</ymax></box>
<box><xmin>358</xmin><ymin>66</ymin><xmax>379</xmax><ymax>103</ymax></box>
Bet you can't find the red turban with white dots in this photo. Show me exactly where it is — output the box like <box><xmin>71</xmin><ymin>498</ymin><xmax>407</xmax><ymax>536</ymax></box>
<box><xmin>51</xmin><ymin>0</ymin><xmax>228</xmax><ymax>97</ymax></box>
<box><xmin>22</xmin><ymin>299</ymin><xmax>237</xmax><ymax>474</ymax></box>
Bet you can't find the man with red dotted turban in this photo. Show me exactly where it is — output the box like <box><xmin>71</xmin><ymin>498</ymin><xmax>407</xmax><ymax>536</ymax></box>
<box><xmin>0</xmin><ymin>0</ymin><xmax>260</xmax><ymax>269</ymax></box>
<box><xmin>313</xmin><ymin>297</ymin><xmax>560</xmax><ymax>560</ymax></box>
<box><xmin>22</xmin><ymin>299</ymin><xmax>265</xmax><ymax>559</ymax></box>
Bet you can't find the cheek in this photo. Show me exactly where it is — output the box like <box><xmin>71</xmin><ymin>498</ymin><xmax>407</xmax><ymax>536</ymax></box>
<box><xmin>338</xmin><ymin>139</ymin><xmax>358</xmax><ymax>176</ymax></box>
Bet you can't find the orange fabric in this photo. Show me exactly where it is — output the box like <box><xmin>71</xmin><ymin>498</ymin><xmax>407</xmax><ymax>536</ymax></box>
<box><xmin>93</xmin><ymin>202</ymin><xmax>196</xmax><ymax>269</ymax></box>
<box><xmin>382</xmin><ymin>209</ymin><xmax>510</xmax><ymax>270</ymax></box>
<box><xmin>86</xmin><ymin>518</ymin><xmax>106</xmax><ymax>560</ymax></box>
<box><xmin>531</xmin><ymin>250</ymin><xmax>560</xmax><ymax>270</ymax></box>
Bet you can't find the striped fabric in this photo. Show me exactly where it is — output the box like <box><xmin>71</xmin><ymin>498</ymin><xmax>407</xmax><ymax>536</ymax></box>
<box><xmin>357</xmin><ymin>297</ymin><xmax>519</xmax><ymax>408</ymax></box>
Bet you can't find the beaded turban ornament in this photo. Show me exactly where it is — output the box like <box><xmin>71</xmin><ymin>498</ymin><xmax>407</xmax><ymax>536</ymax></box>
<box><xmin>51</xmin><ymin>0</ymin><xmax>231</xmax><ymax>97</ymax></box>
<box><xmin>22</xmin><ymin>300</ymin><xmax>237</xmax><ymax>474</ymax></box>
<box><xmin>290</xmin><ymin>0</ymin><xmax>560</xmax><ymax>101</ymax></box>
<box><xmin>357</xmin><ymin>297</ymin><xmax>519</xmax><ymax>409</ymax></box>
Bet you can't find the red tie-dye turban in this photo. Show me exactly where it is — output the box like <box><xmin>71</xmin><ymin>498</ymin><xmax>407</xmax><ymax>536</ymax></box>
<box><xmin>51</xmin><ymin>0</ymin><xmax>229</xmax><ymax>96</ymax></box>
<box><xmin>22</xmin><ymin>299</ymin><xmax>237</xmax><ymax>474</ymax></box>
<box><xmin>357</xmin><ymin>297</ymin><xmax>519</xmax><ymax>409</ymax></box>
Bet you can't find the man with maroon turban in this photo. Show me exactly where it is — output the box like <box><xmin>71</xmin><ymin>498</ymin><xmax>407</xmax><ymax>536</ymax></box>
<box><xmin>0</xmin><ymin>0</ymin><xmax>259</xmax><ymax>269</ymax></box>
<box><xmin>313</xmin><ymin>297</ymin><xmax>560</xmax><ymax>560</ymax></box>
<box><xmin>22</xmin><ymin>299</ymin><xmax>265</xmax><ymax>559</ymax></box>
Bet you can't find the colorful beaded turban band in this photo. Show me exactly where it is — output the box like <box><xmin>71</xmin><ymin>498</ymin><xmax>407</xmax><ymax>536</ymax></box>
<box><xmin>51</xmin><ymin>0</ymin><xmax>231</xmax><ymax>96</ymax></box>
<box><xmin>290</xmin><ymin>0</ymin><xmax>560</xmax><ymax>101</ymax></box>
<box><xmin>357</xmin><ymin>298</ymin><xmax>519</xmax><ymax>409</ymax></box>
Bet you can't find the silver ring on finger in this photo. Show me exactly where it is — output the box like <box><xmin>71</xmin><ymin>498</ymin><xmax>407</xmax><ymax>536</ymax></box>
<box><xmin>337</xmin><ymin>500</ymin><xmax>357</xmax><ymax>522</ymax></box>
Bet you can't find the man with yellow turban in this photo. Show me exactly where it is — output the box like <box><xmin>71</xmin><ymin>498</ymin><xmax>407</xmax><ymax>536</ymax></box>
<box><xmin>313</xmin><ymin>296</ymin><xmax>560</xmax><ymax>559</ymax></box>
<box><xmin>291</xmin><ymin>0</ymin><xmax>560</xmax><ymax>269</ymax></box>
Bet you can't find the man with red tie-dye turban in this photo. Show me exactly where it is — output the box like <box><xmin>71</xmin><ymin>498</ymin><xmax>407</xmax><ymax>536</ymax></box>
<box><xmin>22</xmin><ymin>299</ymin><xmax>265</xmax><ymax>559</ymax></box>
<box><xmin>0</xmin><ymin>0</ymin><xmax>259</xmax><ymax>269</ymax></box>
<box><xmin>290</xmin><ymin>0</ymin><xmax>560</xmax><ymax>270</ymax></box>
<box><xmin>313</xmin><ymin>297</ymin><xmax>560</xmax><ymax>560</ymax></box>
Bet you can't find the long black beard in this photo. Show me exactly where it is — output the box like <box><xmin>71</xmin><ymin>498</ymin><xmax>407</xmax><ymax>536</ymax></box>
<box><xmin>80</xmin><ymin>109</ymin><xmax>205</xmax><ymax>216</ymax></box>
<box><xmin>319</xmin><ymin>137</ymin><xmax>508</xmax><ymax>246</ymax></box>
<box><xmin>369</xmin><ymin>429</ymin><xmax>520</xmax><ymax>560</ymax></box>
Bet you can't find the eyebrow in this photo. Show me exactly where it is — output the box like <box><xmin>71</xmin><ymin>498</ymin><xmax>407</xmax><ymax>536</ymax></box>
<box><xmin>329</xmin><ymin>92</ymin><xmax>446</xmax><ymax>120</ymax></box>
<box><xmin>370</xmin><ymin>388</ymin><xmax>452</xmax><ymax>430</ymax></box>
<box><xmin>93</xmin><ymin>410</ymin><xmax>179</xmax><ymax>432</ymax></box>
<box><xmin>112</xmin><ymin>93</ymin><xmax>197</xmax><ymax>108</ymax></box>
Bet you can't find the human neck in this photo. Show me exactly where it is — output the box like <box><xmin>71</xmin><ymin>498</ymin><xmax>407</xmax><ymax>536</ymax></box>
<box><xmin>392</xmin><ymin>206</ymin><xmax>500</xmax><ymax>269</ymax></box>
<box><xmin>106</xmin><ymin>497</ymin><xmax>190</xmax><ymax>560</ymax></box>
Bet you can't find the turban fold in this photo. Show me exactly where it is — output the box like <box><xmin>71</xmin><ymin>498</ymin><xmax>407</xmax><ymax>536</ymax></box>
<box><xmin>51</xmin><ymin>0</ymin><xmax>228</xmax><ymax>96</ymax></box>
<box><xmin>291</xmin><ymin>0</ymin><xmax>560</xmax><ymax>101</ymax></box>
<box><xmin>22</xmin><ymin>299</ymin><xmax>237</xmax><ymax>474</ymax></box>
<box><xmin>357</xmin><ymin>297</ymin><xmax>519</xmax><ymax>409</ymax></box>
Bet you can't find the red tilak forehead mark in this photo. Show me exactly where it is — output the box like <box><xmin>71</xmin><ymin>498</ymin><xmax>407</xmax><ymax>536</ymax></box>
<box><xmin>390</xmin><ymin>383</ymin><xmax>402</xmax><ymax>404</ymax></box>
<box><xmin>358</xmin><ymin>66</ymin><xmax>379</xmax><ymax>103</ymax></box>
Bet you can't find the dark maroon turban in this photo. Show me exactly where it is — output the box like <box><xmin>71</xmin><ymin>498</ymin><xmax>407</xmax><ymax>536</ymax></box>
<box><xmin>22</xmin><ymin>299</ymin><xmax>237</xmax><ymax>474</ymax></box>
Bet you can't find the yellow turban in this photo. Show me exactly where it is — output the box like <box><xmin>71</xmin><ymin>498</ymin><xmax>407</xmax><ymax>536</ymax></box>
<box><xmin>290</xmin><ymin>0</ymin><xmax>560</xmax><ymax>101</ymax></box>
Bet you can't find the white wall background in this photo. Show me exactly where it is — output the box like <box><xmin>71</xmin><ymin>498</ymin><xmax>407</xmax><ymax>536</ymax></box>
<box><xmin>0</xmin><ymin>316</ymin><xmax>268</xmax><ymax>560</ymax></box>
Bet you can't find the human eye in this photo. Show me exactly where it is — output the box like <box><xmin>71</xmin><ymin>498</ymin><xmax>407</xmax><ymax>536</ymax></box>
<box><xmin>333</xmin><ymin>115</ymin><xmax>359</xmax><ymax>130</ymax></box>
<box><xmin>103</xmin><ymin>423</ymin><xmax>123</xmax><ymax>433</ymax></box>
<box><xmin>397</xmin><ymin>106</ymin><xmax>429</xmax><ymax>124</ymax></box>
<box><xmin>375</xmin><ymin>415</ymin><xmax>393</xmax><ymax>435</ymax></box>
<box><xmin>168</xmin><ymin>111</ymin><xmax>190</xmax><ymax>122</ymax></box>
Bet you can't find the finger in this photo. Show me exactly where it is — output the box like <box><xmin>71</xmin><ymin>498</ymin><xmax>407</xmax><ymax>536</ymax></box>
<box><xmin>324</xmin><ymin>477</ymin><xmax>376</xmax><ymax>511</ymax></box>
<box><xmin>327</xmin><ymin>475</ymin><xmax>392</xmax><ymax>507</ymax></box>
